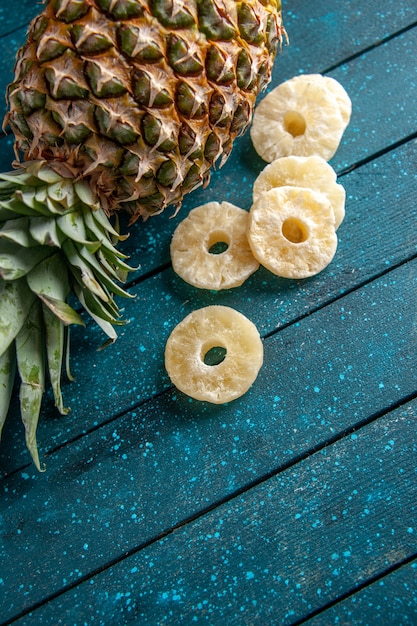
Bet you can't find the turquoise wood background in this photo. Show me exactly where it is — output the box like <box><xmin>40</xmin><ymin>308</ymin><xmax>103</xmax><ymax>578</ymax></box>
<box><xmin>1</xmin><ymin>1</ymin><xmax>416</xmax><ymax>624</ymax></box>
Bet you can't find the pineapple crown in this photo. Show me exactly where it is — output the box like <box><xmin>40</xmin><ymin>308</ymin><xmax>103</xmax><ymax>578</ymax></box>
<box><xmin>0</xmin><ymin>161</ymin><xmax>135</xmax><ymax>470</ymax></box>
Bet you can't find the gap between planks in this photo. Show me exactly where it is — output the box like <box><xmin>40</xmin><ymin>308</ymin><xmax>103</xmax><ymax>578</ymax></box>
<box><xmin>4</xmin><ymin>397</ymin><xmax>417</xmax><ymax>624</ymax></box>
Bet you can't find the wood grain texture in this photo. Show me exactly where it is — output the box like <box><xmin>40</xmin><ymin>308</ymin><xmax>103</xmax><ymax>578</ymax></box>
<box><xmin>1</xmin><ymin>259</ymin><xmax>417</xmax><ymax>622</ymax></box>
<box><xmin>9</xmin><ymin>401</ymin><xmax>417</xmax><ymax>625</ymax></box>
<box><xmin>306</xmin><ymin>559</ymin><xmax>417</xmax><ymax>625</ymax></box>
<box><xmin>0</xmin><ymin>0</ymin><xmax>39</xmax><ymax>36</ymax></box>
<box><xmin>2</xmin><ymin>136</ymin><xmax>416</xmax><ymax>475</ymax></box>
<box><xmin>275</xmin><ymin>0</ymin><xmax>417</xmax><ymax>78</ymax></box>
<box><xmin>1</xmin><ymin>1</ymin><xmax>417</xmax><ymax>623</ymax></box>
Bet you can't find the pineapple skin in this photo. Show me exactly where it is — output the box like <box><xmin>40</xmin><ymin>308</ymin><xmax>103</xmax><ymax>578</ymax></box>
<box><xmin>6</xmin><ymin>0</ymin><xmax>285</xmax><ymax>221</ymax></box>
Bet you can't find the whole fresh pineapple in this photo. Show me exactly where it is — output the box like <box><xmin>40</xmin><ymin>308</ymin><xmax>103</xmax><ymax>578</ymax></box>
<box><xmin>0</xmin><ymin>0</ymin><xmax>285</xmax><ymax>469</ymax></box>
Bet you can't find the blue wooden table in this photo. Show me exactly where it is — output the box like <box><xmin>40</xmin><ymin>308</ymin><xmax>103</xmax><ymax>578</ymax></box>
<box><xmin>1</xmin><ymin>1</ymin><xmax>417</xmax><ymax>624</ymax></box>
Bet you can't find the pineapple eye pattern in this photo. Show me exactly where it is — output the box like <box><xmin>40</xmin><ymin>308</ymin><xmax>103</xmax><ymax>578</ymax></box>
<box><xmin>7</xmin><ymin>0</ymin><xmax>285</xmax><ymax>220</ymax></box>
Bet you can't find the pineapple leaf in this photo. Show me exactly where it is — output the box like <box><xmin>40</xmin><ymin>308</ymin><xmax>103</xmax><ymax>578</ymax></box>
<box><xmin>75</xmin><ymin>281</ymin><xmax>124</xmax><ymax>325</ymax></box>
<box><xmin>15</xmin><ymin>299</ymin><xmax>46</xmax><ymax>472</ymax></box>
<box><xmin>75</xmin><ymin>283</ymin><xmax>118</xmax><ymax>343</ymax></box>
<box><xmin>29</xmin><ymin>216</ymin><xmax>63</xmax><ymax>247</ymax></box>
<box><xmin>42</xmin><ymin>303</ymin><xmax>70</xmax><ymax>416</ymax></box>
<box><xmin>46</xmin><ymin>195</ymin><xmax>71</xmax><ymax>215</ymax></box>
<box><xmin>0</xmin><ymin>197</ymin><xmax>43</xmax><ymax>218</ymax></box>
<box><xmin>63</xmin><ymin>239</ymin><xmax>110</xmax><ymax>302</ymax></box>
<box><xmin>0</xmin><ymin>171</ymin><xmax>34</xmax><ymax>187</ymax></box>
<box><xmin>0</xmin><ymin>278</ymin><xmax>36</xmax><ymax>354</ymax></box>
<box><xmin>26</xmin><ymin>253</ymin><xmax>71</xmax><ymax>300</ymax></box>
<box><xmin>26</xmin><ymin>254</ymin><xmax>85</xmax><ymax>326</ymax></box>
<box><xmin>97</xmin><ymin>248</ymin><xmax>131</xmax><ymax>283</ymax></box>
<box><xmin>0</xmin><ymin>164</ymin><xmax>139</xmax><ymax>467</ymax></box>
<box><xmin>35</xmin><ymin>187</ymin><xmax>47</xmax><ymax>204</ymax></box>
<box><xmin>26</xmin><ymin>161</ymin><xmax>62</xmax><ymax>186</ymax></box>
<box><xmin>0</xmin><ymin>239</ymin><xmax>54</xmax><ymax>280</ymax></box>
<box><xmin>39</xmin><ymin>293</ymin><xmax>85</xmax><ymax>327</ymax></box>
<box><xmin>0</xmin><ymin>344</ymin><xmax>16</xmax><ymax>441</ymax></box>
<box><xmin>83</xmin><ymin>209</ymin><xmax>130</xmax><ymax>258</ymax></box>
<box><xmin>65</xmin><ymin>327</ymin><xmax>75</xmax><ymax>383</ymax></box>
<box><xmin>85</xmin><ymin>205</ymin><xmax>124</xmax><ymax>240</ymax></box>
<box><xmin>74</xmin><ymin>180</ymin><xmax>100</xmax><ymax>209</ymax></box>
<box><xmin>47</xmin><ymin>180</ymin><xmax>76</xmax><ymax>208</ymax></box>
<box><xmin>27</xmin><ymin>161</ymin><xmax>63</xmax><ymax>184</ymax></box>
<box><xmin>99</xmin><ymin>244</ymin><xmax>139</xmax><ymax>274</ymax></box>
<box><xmin>14</xmin><ymin>190</ymin><xmax>52</xmax><ymax>215</ymax></box>
<box><xmin>57</xmin><ymin>211</ymin><xmax>101</xmax><ymax>252</ymax></box>
<box><xmin>0</xmin><ymin>204</ymin><xmax>22</xmax><ymax>220</ymax></box>
<box><xmin>75</xmin><ymin>241</ymin><xmax>135</xmax><ymax>299</ymax></box>
<box><xmin>0</xmin><ymin>216</ymin><xmax>38</xmax><ymax>247</ymax></box>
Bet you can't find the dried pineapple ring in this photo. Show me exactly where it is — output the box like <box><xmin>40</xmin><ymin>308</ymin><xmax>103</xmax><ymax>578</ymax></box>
<box><xmin>250</xmin><ymin>74</ymin><xmax>345</xmax><ymax>162</ymax></box>
<box><xmin>320</xmin><ymin>75</ymin><xmax>352</xmax><ymax>126</ymax></box>
<box><xmin>165</xmin><ymin>306</ymin><xmax>264</xmax><ymax>404</ymax></box>
<box><xmin>170</xmin><ymin>201</ymin><xmax>259</xmax><ymax>290</ymax></box>
<box><xmin>289</xmin><ymin>74</ymin><xmax>352</xmax><ymax>128</ymax></box>
<box><xmin>248</xmin><ymin>186</ymin><xmax>338</xmax><ymax>279</ymax></box>
<box><xmin>253</xmin><ymin>155</ymin><xmax>346</xmax><ymax>229</ymax></box>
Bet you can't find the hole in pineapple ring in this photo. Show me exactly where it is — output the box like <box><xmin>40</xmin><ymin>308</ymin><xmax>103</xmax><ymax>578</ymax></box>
<box><xmin>282</xmin><ymin>217</ymin><xmax>309</xmax><ymax>244</ymax></box>
<box><xmin>207</xmin><ymin>230</ymin><xmax>230</xmax><ymax>255</ymax></box>
<box><xmin>283</xmin><ymin>110</ymin><xmax>306</xmax><ymax>137</ymax></box>
<box><xmin>202</xmin><ymin>345</ymin><xmax>227</xmax><ymax>367</ymax></box>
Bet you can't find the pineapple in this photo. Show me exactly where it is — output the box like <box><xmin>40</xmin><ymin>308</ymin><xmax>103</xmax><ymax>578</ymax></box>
<box><xmin>0</xmin><ymin>0</ymin><xmax>286</xmax><ymax>468</ymax></box>
<box><xmin>6</xmin><ymin>0</ymin><xmax>285</xmax><ymax>219</ymax></box>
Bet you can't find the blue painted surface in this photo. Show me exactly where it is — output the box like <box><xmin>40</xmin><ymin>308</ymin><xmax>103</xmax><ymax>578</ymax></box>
<box><xmin>1</xmin><ymin>1</ymin><xmax>417</xmax><ymax>624</ymax></box>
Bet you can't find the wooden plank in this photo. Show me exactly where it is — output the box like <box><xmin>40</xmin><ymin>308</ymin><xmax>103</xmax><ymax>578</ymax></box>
<box><xmin>1</xmin><ymin>259</ymin><xmax>417</xmax><ymax>622</ymax></box>
<box><xmin>7</xmin><ymin>400</ymin><xmax>417</xmax><ymax>625</ymax></box>
<box><xmin>0</xmin><ymin>1</ymin><xmax>38</xmax><ymax>36</ymax></box>
<box><xmin>2</xmin><ymin>135</ymin><xmax>416</xmax><ymax>475</ymax></box>
<box><xmin>275</xmin><ymin>0</ymin><xmax>417</xmax><ymax>79</ymax></box>
<box><xmin>305</xmin><ymin>559</ymin><xmax>417</xmax><ymax>625</ymax></box>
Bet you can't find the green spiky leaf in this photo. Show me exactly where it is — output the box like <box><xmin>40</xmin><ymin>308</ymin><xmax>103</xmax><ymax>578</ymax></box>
<box><xmin>0</xmin><ymin>216</ymin><xmax>38</xmax><ymax>247</ymax></box>
<box><xmin>0</xmin><ymin>345</ymin><xmax>16</xmax><ymax>441</ymax></box>
<box><xmin>0</xmin><ymin>239</ymin><xmax>54</xmax><ymax>280</ymax></box>
<box><xmin>42</xmin><ymin>303</ymin><xmax>70</xmax><ymax>416</ymax></box>
<box><xmin>15</xmin><ymin>299</ymin><xmax>46</xmax><ymax>472</ymax></box>
<box><xmin>26</xmin><ymin>254</ymin><xmax>86</xmax><ymax>327</ymax></box>
<box><xmin>29</xmin><ymin>216</ymin><xmax>63</xmax><ymax>247</ymax></box>
<box><xmin>0</xmin><ymin>163</ymin><xmax>136</xmax><ymax>469</ymax></box>
<box><xmin>0</xmin><ymin>279</ymin><xmax>36</xmax><ymax>354</ymax></box>
<box><xmin>63</xmin><ymin>238</ymin><xmax>110</xmax><ymax>301</ymax></box>
<box><xmin>74</xmin><ymin>180</ymin><xmax>99</xmax><ymax>208</ymax></box>
<box><xmin>75</xmin><ymin>283</ymin><xmax>118</xmax><ymax>343</ymax></box>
